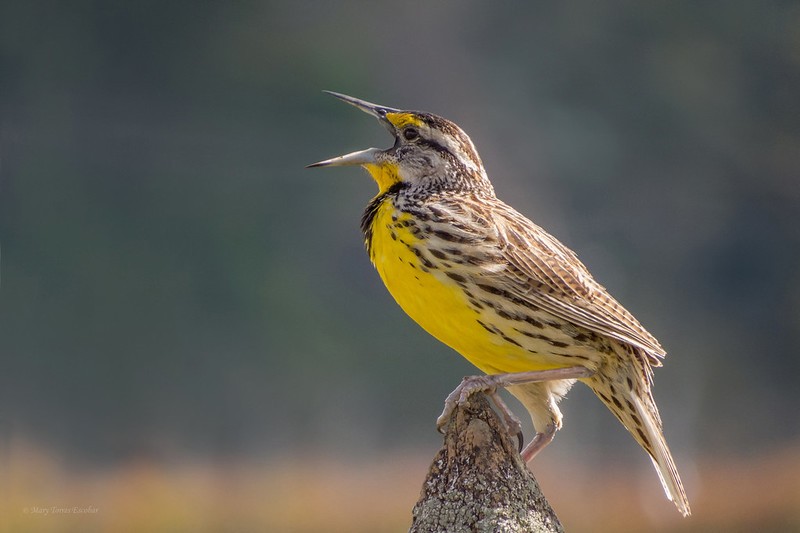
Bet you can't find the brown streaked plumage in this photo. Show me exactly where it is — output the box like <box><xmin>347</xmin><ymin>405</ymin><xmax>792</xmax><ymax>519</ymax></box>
<box><xmin>309</xmin><ymin>91</ymin><xmax>690</xmax><ymax>516</ymax></box>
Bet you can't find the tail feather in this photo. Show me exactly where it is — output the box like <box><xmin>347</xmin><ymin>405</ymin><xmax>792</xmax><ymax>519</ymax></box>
<box><xmin>590</xmin><ymin>362</ymin><xmax>691</xmax><ymax>516</ymax></box>
<box><xmin>631</xmin><ymin>393</ymin><xmax>691</xmax><ymax>517</ymax></box>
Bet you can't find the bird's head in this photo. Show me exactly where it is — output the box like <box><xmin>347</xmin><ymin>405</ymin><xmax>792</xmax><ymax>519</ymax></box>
<box><xmin>309</xmin><ymin>91</ymin><xmax>493</xmax><ymax>196</ymax></box>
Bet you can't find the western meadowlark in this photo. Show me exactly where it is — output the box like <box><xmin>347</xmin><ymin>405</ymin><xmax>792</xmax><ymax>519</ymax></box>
<box><xmin>309</xmin><ymin>91</ymin><xmax>690</xmax><ymax>516</ymax></box>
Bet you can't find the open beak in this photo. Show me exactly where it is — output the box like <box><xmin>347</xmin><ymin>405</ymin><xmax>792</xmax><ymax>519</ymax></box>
<box><xmin>306</xmin><ymin>146</ymin><xmax>383</xmax><ymax>168</ymax></box>
<box><xmin>307</xmin><ymin>91</ymin><xmax>400</xmax><ymax>168</ymax></box>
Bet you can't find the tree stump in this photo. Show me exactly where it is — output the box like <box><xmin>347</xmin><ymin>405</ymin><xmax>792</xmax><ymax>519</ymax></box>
<box><xmin>410</xmin><ymin>393</ymin><xmax>564</xmax><ymax>533</ymax></box>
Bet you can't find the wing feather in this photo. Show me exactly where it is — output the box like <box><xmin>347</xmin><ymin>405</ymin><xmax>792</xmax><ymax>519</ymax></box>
<box><xmin>482</xmin><ymin>199</ymin><xmax>666</xmax><ymax>359</ymax></box>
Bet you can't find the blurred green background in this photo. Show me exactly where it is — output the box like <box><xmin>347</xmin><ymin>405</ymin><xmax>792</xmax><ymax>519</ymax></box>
<box><xmin>2</xmin><ymin>1</ymin><xmax>799</xmax><ymax>531</ymax></box>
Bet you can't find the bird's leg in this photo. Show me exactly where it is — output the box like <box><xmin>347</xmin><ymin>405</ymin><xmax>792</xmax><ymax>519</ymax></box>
<box><xmin>520</xmin><ymin>421</ymin><xmax>557</xmax><ymax>462</ymax></box>
<box><xmin>485</xmin><ymin>389</ymin><xmax>524</xmax><ymax>450</ymax></box>
<box><xmin>436</xmin><ymin>366</ymin><xmax>595</xmax><ymax>451</ymax></box>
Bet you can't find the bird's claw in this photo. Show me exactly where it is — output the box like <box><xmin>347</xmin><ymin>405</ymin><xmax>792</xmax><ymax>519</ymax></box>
<box><xmin>436</xmin><ymin>374</ymin><xmax>524</xmax><ymax>450</ymax></box>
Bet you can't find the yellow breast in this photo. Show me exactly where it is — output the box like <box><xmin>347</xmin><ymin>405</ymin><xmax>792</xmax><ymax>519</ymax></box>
<box><xmin>366</xmin><ymin>198</ymin><xmax>559</xmax><ymax>375</ymax></box>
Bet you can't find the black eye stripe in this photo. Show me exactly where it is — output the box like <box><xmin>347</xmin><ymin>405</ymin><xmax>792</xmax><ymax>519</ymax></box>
<box><xmin>419</xmin><ymin>138</ymin><xmax>450</xmax><ymax>155</ymax></box>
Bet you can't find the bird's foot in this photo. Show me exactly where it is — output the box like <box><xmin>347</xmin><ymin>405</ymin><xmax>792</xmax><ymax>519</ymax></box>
<box><xmin>436</xmin><ymin>374</ymin><xmax>524</xmax><ymax>450</ymax></box>
<box><xmin>436</xmin><ymin>367</ymin><xmax>596</xmax><ymax>453</ymax></box>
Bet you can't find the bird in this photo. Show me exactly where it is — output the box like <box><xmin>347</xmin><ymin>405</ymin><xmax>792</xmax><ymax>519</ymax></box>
<box><xmin>309</xmin><ymin>91</ymin><xmax>690</xmax><ymax>516</ymax></box>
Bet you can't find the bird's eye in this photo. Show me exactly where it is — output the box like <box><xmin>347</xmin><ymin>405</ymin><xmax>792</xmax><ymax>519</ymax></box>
<box><xmin>403</xmin><ymin>127</ymin><xmax>419</xmax><ymax>141</ymax></box>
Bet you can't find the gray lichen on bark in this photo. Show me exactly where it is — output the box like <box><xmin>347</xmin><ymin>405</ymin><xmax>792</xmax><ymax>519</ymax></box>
<box><xmin>410</xmin><ymin>393</ymin><xmax>564</xmax><ymax>533</ymax></box>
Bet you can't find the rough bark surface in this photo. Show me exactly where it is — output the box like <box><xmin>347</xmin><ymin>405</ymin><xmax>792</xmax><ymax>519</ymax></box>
<box><xmin>410</xmin><ymin>394</ymin><xmax>564</xmax><ymax>533</ymax></box>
